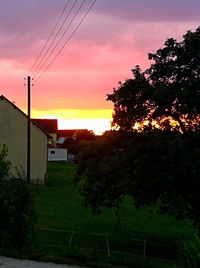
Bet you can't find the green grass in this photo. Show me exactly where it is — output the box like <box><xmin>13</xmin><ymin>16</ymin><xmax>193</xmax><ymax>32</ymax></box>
<box><xmin>31</xmin><ymin>162</ymin><xmax>197</xmax><ymax>267</ymax></box>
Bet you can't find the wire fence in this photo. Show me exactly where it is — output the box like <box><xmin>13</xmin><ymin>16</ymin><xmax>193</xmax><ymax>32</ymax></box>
<box><xmin>36</xmin><ymin>227</ymin><xmax>180</xmax><ymax>265</ymax></box>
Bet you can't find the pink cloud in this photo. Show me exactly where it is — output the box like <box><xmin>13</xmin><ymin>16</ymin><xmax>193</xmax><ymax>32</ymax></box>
<box><xmin>0</xmin><ymin>0</ymin><xmax>199</xmax><ymax>122</ymax></box>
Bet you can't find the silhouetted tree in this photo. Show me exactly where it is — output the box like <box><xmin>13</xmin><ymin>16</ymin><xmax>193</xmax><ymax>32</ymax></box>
<box><xmin>76</xmin><ymin>130</ymin><xmax>96</xmax><ymax>141</ymax></box>
<box><xmin>107</xmin><ymin>27</ymin><xmax>200</xmax><ymax>133</ymax></box>
<box><xmin>63</xmin><ymin>130</ymin><xmax>95</xmax><ymax>154</ymax></box>
<box><xmin>75</xmin><ymin>27</ymin><xmax>200</xmax><ymax>235</ymax></box>
<box><xmin>75</xmin><ymin>131</ymin><xmax>200</xmax><ymax>234</ymax></box>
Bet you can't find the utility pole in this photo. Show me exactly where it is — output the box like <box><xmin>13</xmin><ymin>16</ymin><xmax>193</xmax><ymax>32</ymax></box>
<box><xmin>27</xmin><ymin>76</ymin><xmax>31</xmax><ymax>183</ymax></box>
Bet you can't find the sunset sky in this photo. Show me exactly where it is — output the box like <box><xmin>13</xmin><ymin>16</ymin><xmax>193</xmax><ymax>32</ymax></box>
<box><xmin>0</xmin><ymin>0</ymin><xmax>199</xmax><ymax>134</ymax></box>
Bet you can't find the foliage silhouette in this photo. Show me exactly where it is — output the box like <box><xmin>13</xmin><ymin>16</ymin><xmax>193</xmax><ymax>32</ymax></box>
<box><xmin>0</xmin><ymin>178</ymin><xmax>37</xmax><ymax>248</ymax></box>
<box><xmin>0</xmin><ymin>144</ymin><xmax>11</xmax><ymax>181</ymax></box>
<box><xmin>75</xmin><ymin>27</ymin><xmax>200</xmax><ymax>238</ymax></box>
<box><xmin>0</xmin><ymin>145</ymin><xmax>36</xmax><ymax>248</ymax></box>
<box><xmin>107</xmin><ymin>26</ymin><xmax>200</xmax><ymax>133</ymax></box>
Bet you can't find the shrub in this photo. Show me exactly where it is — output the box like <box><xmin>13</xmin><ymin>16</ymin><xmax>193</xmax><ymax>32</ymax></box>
<box><xmin>0</xmin><ymin>144</ymin><xmax>11</xmax><ymax>181</ymax></box>
<box><xmin>0</xmin><ymin>178</ymin><xmax>37</xmax><ymax>248</ymax></box>
<box><xmin>179</xmin><ymin>235</ymin><xmax>200</xmax><ymax>268</ymax></box>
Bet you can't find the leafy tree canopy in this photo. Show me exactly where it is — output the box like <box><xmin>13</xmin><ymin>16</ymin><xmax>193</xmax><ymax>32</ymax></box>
<box><xmin>63</xmin><ymin>130</ymin><xmax>95</xmax><ymax>154</ymax></box>
<box><xmin>107</xmin><ymin>26</ymin><xmax>200</xmax><ymax>133</ymax></box>
<box><xmin>75</xmin><ymin>131</ymin><xmax>200</xmax><ymax>234</ymax></box>
<box><xmin>75</xmin><ymin>27</ymin><xmax>200</xmax><ymax>235</ymax></box>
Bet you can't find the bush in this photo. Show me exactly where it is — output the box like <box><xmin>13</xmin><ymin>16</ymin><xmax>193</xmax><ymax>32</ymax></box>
<box><xmin>0</xmin><ymin>178</ymin><xmax>37</xmax><ymax>248</ymax></box>
<box><xmin>0</xmin><ymin>144</ymin><xmax>11</xmax><ymax>181</ymax></box>
<box><xmin>179</xmin><ymin>235</ymin><xmax>200</xmax><ymax>268</ymax></box>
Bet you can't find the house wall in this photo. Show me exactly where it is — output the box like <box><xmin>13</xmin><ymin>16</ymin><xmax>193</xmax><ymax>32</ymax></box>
<box><xmin>49</xmin><ymin>133</ymin><xmax>57</xmax><ymax>143</ymax></box>
<box><xmin>48</xmin><ymin>148</ymin><xmax>68</xmax><ymax>161</ymax></box>
<box><xmin>48</xmin><ymin>132</ymin><xmax>57</xmax><ymax>147</ymax></box>
<box><xmin>31</xmin><ymin>125</ymin><xmax>48</xmax><ymax>183</ymax></box>
<box><xmin>0</xmin><ymin>98</ymin><xmax>48</xmax><ymax>184</ymax></box>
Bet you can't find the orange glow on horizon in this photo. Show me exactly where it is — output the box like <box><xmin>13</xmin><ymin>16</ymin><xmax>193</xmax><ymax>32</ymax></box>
<box><xmin>31</xmin><ymin>108</ymin><xmax>112</xmax><ymax>119</ymax></box>
<box><xmin>30</xmin><ymin>108</ymin><xmax>112</xmax><ymax>135</ymax></box>
<box><xmin>58</xmin><ymin>118</ymin><xmax>112</xmax><ymax>135</ymax></box>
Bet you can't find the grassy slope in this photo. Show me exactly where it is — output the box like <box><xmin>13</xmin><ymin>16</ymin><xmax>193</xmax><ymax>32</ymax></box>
<box><xmin>32</xmin><ymin>162</ymin><xmax>196</xmax><ymax>267</ymax></box>
<box><xmin>34</xmin><ymin>162</ymin><xmax>195</xmax><ymax>239</ymax></box>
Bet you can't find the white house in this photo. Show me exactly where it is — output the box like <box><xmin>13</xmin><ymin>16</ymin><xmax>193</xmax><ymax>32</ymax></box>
<box><xmin>48</xmin><ymin>148</ymin><xmax>68</xmax><ymax>161</ymax></box>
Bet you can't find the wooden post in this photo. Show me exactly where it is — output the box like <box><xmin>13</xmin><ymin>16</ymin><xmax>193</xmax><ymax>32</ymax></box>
<box><xmin>143</xmin><ymin>239</ymin><xmax>146</xmax><ymax>267</ymax></box>
<box><xmin>105</xmin><ymin>233</ymin><xmax>110</xmax><ymax>257</ymax></box>
<box><xmin>27</xmin><ymin>76</ymin><xmax>31</xmax><ymax>183</ymax></box>
<box><xmin>68</xmin><ymin>231</ymin><xmax>74</xmax><ymax>248</ymax></box>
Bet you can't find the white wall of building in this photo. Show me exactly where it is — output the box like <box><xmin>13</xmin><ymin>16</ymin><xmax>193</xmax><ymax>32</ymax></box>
<box><xmin>48</xmin><ymin>148</ymin><xmax>68</xmax><ymax>161</ymax></box>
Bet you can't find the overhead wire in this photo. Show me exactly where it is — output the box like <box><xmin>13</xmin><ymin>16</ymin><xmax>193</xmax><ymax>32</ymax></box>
<box><xmin>34</xmin><ymin>0</ymin><xmax>97</xmax><ymax>82</ymax></box>
<box><xmin>33</xmin><ymin>0</ymin><xmax>87</xmax><ymax>78</ymax></box>
<box><xmin>32</xmin><ymin>0</ymin><xmax>80</xmax><ymax>77</ymax></box>
<box><xmin>29</xmin><ymin>0</ymin><xmax>71</xmax><ymax>75</ymax></box>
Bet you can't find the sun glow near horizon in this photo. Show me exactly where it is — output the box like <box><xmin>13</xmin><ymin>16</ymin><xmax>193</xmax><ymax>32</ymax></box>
<box><xmin>31</xmin><ymin>108</ymin><xmax>112</xmax><ymax>135</ymax></box>
<box><xmin>58</xmin><ymin>118</ymin><xmax>112</xmax><ymax>135</ymax></box>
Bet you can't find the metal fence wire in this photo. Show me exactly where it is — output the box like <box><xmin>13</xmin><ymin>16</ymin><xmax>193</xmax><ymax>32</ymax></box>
<box><xmin>37</xmin><ymin>228</ymin><xmax>179</xmax><ymax>264</ymax></box>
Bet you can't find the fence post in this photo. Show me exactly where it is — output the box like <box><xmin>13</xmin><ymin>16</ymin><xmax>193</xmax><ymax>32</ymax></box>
<box><xmin>105</xmin><ymin>233</ymin><xmax>110</xmax><ymax>257</ymax></box>
<box><xmin>143</xmin><ymin>239</ymin><xmax>146</xmax><ymax>267</ymax></box>
<box><xmin>36</xmin><ymin>178</ymin><xmax>39</xmax><ymax>191</ymax></box>
<box><xmin>68</xmin><ymin>231</ymin><xmax>74</xmax><ymax>248</ymax></box>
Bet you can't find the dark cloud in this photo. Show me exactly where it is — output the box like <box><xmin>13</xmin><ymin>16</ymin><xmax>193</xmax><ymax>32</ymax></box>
<box><xmin>1</xmin><ymin>0</ymin><xmax>199</xmax><ymax>39</ymax></box>
<box><xmin>0</xmin><ymin>0</ymin><xmax>199</xmax><ymax>61</ymax></box>
<box><xmin>0</xmin><ymin>1</ymin><xmax>64</xmax><ymax>33</ymax></box>
<box><xmin>0</xmin><ymin>0</ymin><xmax>66</xmax><ymax>58</ymax></box>
<box><xmin>0</xmin><ymin>0</ymin><xmax>104</xmax><ymax>59</ymax></box>
<box><xmin>95</xmin><ymin>0</ymin><xmax>200</xmax><ymax>22</ymax></box>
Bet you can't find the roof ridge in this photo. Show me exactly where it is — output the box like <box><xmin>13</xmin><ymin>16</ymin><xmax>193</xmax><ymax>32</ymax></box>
<box><xmin>0</xmin><ymin>95</ymin><xmax>51</xmax><ymax>138</ymax></box>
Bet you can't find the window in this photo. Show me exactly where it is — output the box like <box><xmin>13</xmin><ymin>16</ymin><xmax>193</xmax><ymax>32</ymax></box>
<box><xmin>50</xmin><ymin>150</ymin><xmax>55</xmax><ymax>155</ymax></box>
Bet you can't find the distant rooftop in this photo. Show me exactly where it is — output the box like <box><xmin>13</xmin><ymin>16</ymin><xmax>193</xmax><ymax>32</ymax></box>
<box><xmin>57</xmin><ymin>129</ymin><xmax>87</xmax><ymax>138</ymax></box>
<box><xmin>32</xmin><ymin>119</ymin><xmax>58</xmax><ymax>133</ymax></box>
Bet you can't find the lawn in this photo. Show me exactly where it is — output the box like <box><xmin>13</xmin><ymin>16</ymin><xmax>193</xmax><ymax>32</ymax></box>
<box><xmin>32</xmin><ymin>162</ymin><xmax>197</xmax><ymax>267</ymax></box>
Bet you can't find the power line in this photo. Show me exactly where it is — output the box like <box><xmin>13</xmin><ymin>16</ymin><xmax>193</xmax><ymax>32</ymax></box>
<box><xmin>35</xmin><ymin>0</ymin><xmax>97</xmax><ymax>82</ymax></box>
<box><xmin>32</xmin><ymin>0</ymin><xmax>80</xmax><ymax>77</ymax></box>
<box><xmin>29</xmin><ymin>0</ymin><xmax>71</xmax><ymax>75</ymax></box>
<box><xmin>33</xmin><ymin>0</ymin><xmax>85</xmax><ymax>77</ymax></box>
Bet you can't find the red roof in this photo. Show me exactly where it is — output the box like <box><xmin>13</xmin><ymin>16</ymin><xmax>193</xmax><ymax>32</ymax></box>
<box><xmin>57</xmin><ymin>129</ymin><xmax>87</xmax><ymax>138</ymax></box>
<box><xmin>32</xmin><ymin>119</ymin><xmax>58</xmax><ymax>133</ymax></box>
